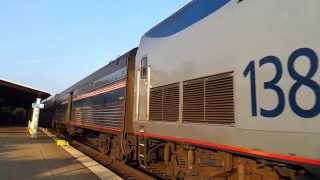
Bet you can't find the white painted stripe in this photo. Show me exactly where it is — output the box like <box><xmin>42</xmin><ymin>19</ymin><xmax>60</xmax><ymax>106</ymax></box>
<box><xmin>40</xmin><ymin>128</ymin><xmax>122</xmax><ymax>180</ymax></box>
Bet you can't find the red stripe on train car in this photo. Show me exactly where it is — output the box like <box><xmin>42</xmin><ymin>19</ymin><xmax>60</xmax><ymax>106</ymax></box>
<box><xmin>61</xmin><ymin>80</ymin><xmax>126</xmax><ymax>104</ymax></box>
<box><xmin>59</xmin><ymin>120</ymin><xmax>320</xmax><ymax>166</ymax></box>
<box><xmin>73</xmin><ymin>81</ymin><xmax>126</xmax><ymax>102</ymax></box>
<box><xmin>136</xmin><ymin>132</ymin><xmax>320</xmax><ymax>167</ymax></box>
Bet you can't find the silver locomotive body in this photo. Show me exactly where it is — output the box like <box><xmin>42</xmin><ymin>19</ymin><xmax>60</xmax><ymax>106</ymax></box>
<box><xmin>133</xmin><ymin>0</ymin><xmax>320</xmax><ymax>177</ymax></box>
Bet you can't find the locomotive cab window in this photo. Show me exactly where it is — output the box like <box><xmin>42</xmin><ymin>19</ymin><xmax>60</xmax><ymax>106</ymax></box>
<box><xmin>140</xmin><ymin>56</ymin><xmax>148</xmax><ymax>79</ymax></box>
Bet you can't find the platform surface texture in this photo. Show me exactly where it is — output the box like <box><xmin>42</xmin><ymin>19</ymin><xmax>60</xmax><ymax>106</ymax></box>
<box><xmin>0</xmin><ymin>127</ymin><xmax>99</xmax><ymax>180</ymax></box>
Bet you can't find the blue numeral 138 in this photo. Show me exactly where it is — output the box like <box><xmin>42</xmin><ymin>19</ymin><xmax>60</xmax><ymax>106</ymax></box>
<box><xmin>243</xmin><ymin>48</ymin><xmax>319</xmax><ymax>118</ymax></box>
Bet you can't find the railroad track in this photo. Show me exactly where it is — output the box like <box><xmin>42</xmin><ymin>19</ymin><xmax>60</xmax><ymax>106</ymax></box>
<box><xmin>70</xmin><ymin>140</ymin><xmax>155</xmax><ymax>180</ymax></box>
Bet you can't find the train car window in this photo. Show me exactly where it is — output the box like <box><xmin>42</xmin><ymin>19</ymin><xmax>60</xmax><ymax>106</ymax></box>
<box><xmin>140</xmin><ymin>57</ymin><xmax>148</xmax><ymax>79</ymax></box>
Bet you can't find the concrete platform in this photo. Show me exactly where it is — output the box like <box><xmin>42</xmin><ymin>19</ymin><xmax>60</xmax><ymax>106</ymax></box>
<box><xmin>0</xmin><ymin>127</ymin><xmax>99</xmax><ymax>180</ymax></box>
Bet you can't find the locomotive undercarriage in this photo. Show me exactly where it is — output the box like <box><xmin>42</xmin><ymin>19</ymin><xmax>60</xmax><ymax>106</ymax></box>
<box><xmin>55</xmin><ymin>124</ymin><xmax>310</xmax><ymax>180</ymax></box>
<box><xmin>136</xmin><ymin>138</ymin><xmax>307</xmax><ymax>180</ymax></box>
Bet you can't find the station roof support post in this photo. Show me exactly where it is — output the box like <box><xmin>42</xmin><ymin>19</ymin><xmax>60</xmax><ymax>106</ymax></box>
<box><xmin>28</xmin><ymin>98</ymin><xmax>44</xmax><ymax>138</ymax></box>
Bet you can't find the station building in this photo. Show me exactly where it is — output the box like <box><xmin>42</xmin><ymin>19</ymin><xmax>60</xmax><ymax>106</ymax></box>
<box><xmin>0</xmin><ymin>79</ymin><xmax>50</xmax><ymax>126</ymax></box>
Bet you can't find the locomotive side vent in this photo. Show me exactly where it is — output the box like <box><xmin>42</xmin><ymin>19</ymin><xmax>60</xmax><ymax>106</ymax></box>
<box><xmin>183</xmin><ymin>71</ymin><xmax>234</xmax><ymax>125</ymax></box>
<box><xmin>183</xmin><ymin>78</ymin><xmax>204</xmax><ymax>123</ymax></box>
<box><xmin>149</xmin><ymin>88</ymin><xmax>162</xmax><ymax>121</ymax></box>
<box><xmin>150</xmin><ymin>83</ymin><xmax>179</xmax><ymax>122</ymax></box>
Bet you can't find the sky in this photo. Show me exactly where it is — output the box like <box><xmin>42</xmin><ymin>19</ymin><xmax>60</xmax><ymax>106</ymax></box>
<box><xmin>0</xmin><ymin>0</ymin><xmax>190</xmax><ymax>94</ymax></box>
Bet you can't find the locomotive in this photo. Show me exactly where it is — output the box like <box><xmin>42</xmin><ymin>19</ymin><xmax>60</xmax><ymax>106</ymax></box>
<box><xmin>43</xmin><ymin>0</ymin><xmax>320</xmax><ymax>179</ymax></box>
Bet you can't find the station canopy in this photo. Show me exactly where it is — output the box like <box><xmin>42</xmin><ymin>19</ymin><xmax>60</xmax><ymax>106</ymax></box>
<box><xmin>0</xmin><ymin>79</ymin><xmax>50</xmax><ymax>126</ymax></box>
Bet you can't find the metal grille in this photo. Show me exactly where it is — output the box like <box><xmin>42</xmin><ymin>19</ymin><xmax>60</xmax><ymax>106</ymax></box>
<box><xmin>183</xmin><ymin>72</ymin><xmax>234</xmax><ymax>124</ymax></box>
<box><xmin>71</xmin><ymin>101</ymin><xmax>125</xmax><ymax>128</ymax></box>
<box><xmin>163</xmin><ymin>83</ymin><xmax>180</xmax><ymax>122</ymax></box>
<box><xmin>149</xmin><ymin>88</ymin><xmax>162</xmax><ymax>121</ymax></box>
<box><xmin>183</xmin><ymin>79</ymin><xmax>204</xmax><ymax>123</ymax></box>
<box><xmin>150</xmin><ymin>83</ymin><xmax>179</xmax><ymax>122</ymax></box>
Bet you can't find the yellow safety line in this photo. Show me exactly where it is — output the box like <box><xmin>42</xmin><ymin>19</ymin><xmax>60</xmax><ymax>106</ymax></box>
<box><xmin>40</xmin><ymin>128</ymin><xmax>122</xmax><ymax>180</ymax></box>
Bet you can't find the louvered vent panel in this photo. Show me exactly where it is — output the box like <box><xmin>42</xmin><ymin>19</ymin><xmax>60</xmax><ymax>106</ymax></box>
<box><xmin>163</xmin><ymin>83</ymin><xmax>179</xmax><ymax>122</ymax></box>
<box><xmin>150</xmin><ymin>88</ymin><xmax>163</xmax><ymax>121</ymax></box>
<box><xmin>149</xmin><ymin>83</ymin><xmax>179</xmax><ymax>121</ymax></box>
<box><xmin>183</xmin><ymin>79</ymin><xmax>204</xmax><ymax>123</ymax></box>
<box><xmin>205</xmin><ymin>72</ymin><xmax>234</xmax><ymax>124</ymax></box>
<box><xmin>183</xmin><ymin>72</ymin><xmax>234</xmax><ymax>124</ymax></box>
<box><xmin>71</xmin><ymin>101</ymin><xmax>125</xmax><ymax>128</ymax></box>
